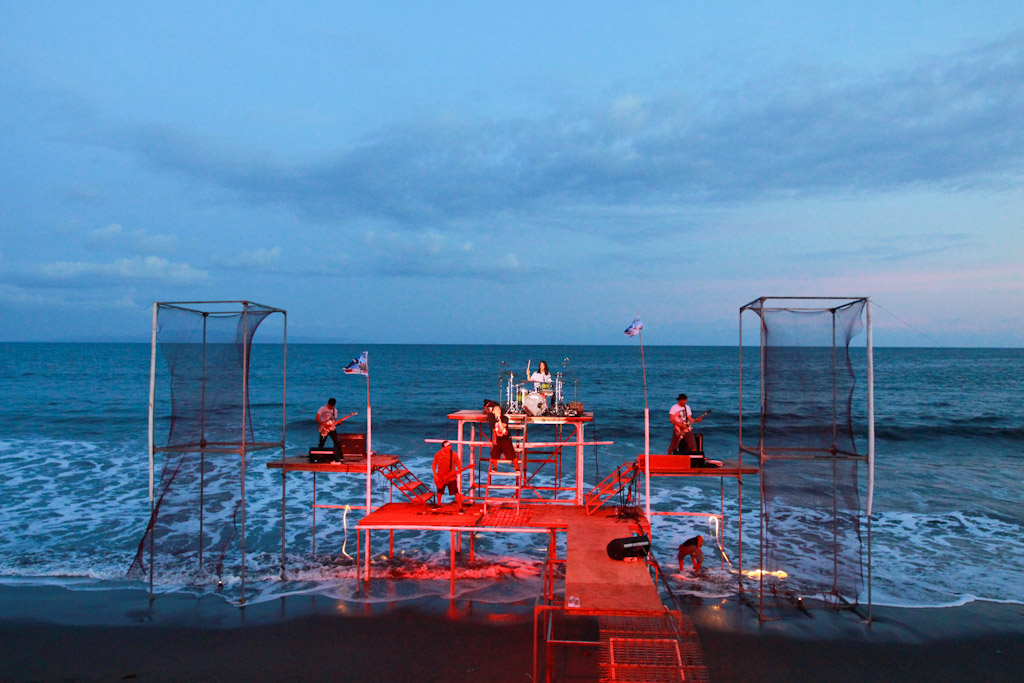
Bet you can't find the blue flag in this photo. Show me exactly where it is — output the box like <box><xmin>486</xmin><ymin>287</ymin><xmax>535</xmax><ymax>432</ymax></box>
<box><xmin>624</xmin><ymin>316</ymin><xmax>643</xmax><ymax>337</ymax></box>
<box><xmin>344</xmin><ymin>351</ymin><xmax>368</xmax><ymax>376</ymax></box>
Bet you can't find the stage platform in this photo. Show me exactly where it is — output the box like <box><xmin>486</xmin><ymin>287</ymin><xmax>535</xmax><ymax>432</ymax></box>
<box><xmin>640</xmin><ymin>454</ymin><xmax>759</xmax><ymax>477</ymax></box>
<box><xmin>358</xmin><ymin>502</ymin><xmax>660</xmax><ymax>610</ymax></box>
<box><xmin>446</xmin><ymin>409</ymin><xmax>594</xmax><ymax>424</ymax></box>
<box><xmin>266</xmin><ymin>454</ymin><xmax>399</xmax><ymax>473</ymax></box>
<box><xmin>564</xmin><ymin>511</ymin><xmax>662</xmax><ymax>613</ymax></box>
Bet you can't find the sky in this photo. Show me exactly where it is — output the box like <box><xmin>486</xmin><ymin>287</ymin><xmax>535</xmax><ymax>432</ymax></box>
<box><xmin>1</xmin><ymin>1</ymin><xmax>1022</xmax><ymax>346</ymax></box>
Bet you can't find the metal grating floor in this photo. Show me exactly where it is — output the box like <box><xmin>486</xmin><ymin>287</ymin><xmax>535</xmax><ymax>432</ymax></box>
<box><xmin>480</xmin><ymin>505</ymin><xmax>534</xmax><ymax>527</ymax></box>
<box><xmin>597</xmin><ymin>613</ymin><xmax>710</xmax><ymax>683</ymax></box>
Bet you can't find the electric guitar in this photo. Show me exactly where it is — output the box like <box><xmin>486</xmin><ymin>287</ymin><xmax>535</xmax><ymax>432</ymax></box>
<box><xmin>675</xmin><ymin>409</ymin><xmax>712</xmax><ymax>436</ymax></box>
<box><xmin>318</xmin><ymin>411</ymin><xmax>357</xmax><ymax>437</ymax></box>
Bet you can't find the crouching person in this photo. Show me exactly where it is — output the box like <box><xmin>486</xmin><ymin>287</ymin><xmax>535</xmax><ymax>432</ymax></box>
<box><xmin>678</xmin><ymin>535</ymin><xmax>704</xmax><ymax>574</ymax></box>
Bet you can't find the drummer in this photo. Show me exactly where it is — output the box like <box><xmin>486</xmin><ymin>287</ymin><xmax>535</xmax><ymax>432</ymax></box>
<box><xmin>530</xmin><ymin>360</ymin><xmax>553</xmax><ymax>392</ymax></box>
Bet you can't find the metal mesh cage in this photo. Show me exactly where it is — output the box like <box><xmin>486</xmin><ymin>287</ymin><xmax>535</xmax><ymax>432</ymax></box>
<box><xmin>740</xmin><ymin>297</ymin><xmax>871</xmax><ymax>607</ymax></box>
<box><xmin>129</xmin><ymin>301</ymin><xmax>285</xmax><ymax>597</ymax></box>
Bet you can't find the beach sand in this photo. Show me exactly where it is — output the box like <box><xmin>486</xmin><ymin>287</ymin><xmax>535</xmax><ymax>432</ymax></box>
<box><xmin>1</xmin><ymin>584</ymin><xmax>1022</xmax><ymax>682</ymax></box>
<box><xmin>690</xmin><ymin>596</ymin><xmax>1024</xmax><ymax>682</ymax></box>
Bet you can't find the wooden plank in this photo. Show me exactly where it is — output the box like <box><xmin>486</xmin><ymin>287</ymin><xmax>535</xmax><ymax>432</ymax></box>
<box><xmin>564</xmin><ymin>513</ymin><xmax>664</xmax><ymax>613</ymax></box>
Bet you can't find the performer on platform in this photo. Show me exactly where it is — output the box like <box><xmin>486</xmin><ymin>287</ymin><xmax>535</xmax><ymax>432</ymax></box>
<box><xmin>485</xmin><ymin>401</ymin><xmax>518</xmax><ymax>468</ymax></box>
<box><xmin>669</xmin><ymin>393</ymin><xmax>703</xmax><ymax>455</ymax></box>
<box><xmin>530</xmin><ymin>360</ymin><xmax>552</xmax><ymax>390</ymax></box>
<box><xmin>678</xmin><ymin>535</ymin><xmax>704</xmax><ymax>574</ymax></box>
<box><xmin>432</xmin><ymin>440</ymin><xmax>465</xmax><ymax>512</ymax></box>
<box><xmin>316</xmin><ymin>398</ymin><xmax>355</xmax><ymax>458</ymax></box>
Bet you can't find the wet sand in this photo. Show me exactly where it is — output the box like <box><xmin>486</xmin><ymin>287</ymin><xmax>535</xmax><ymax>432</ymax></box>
<box><xmin>690</xmin><ymin>596</ymin><xmax>1024</xmax><ymax>682</ymax></box>
<box><xmin>1</xmin><ymin>584</ymin><xmax>1022</xmax><ymax>682</ymax></box>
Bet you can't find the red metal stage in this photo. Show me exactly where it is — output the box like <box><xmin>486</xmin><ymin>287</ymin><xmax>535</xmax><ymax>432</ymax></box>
<box><xmin>265</xmin><ymin>412</ymin><xmax>737</xmax><ymax>681</ymax></box>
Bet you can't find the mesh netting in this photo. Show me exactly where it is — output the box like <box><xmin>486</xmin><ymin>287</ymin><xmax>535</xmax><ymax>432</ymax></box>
<box><xmin>741</xmin><ymin>298</ymin><xmax>867</xmax><ymax>603</ymax></box>
<box><xmin>129</xmin><ymin>302</ymin><xmax>284</xmax><ymax>584</ymax></box>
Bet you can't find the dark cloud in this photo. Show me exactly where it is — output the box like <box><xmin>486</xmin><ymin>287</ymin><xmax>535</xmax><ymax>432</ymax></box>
<box><xmin>84</xmin><ymin>34</ymin><xmax>1024</xmax><ymax>234</ymax></box>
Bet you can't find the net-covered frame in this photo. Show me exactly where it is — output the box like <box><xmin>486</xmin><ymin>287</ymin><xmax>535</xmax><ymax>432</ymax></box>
<box><xmin>137</xmin><ymin>300</ymin><xmax>287</xmax><ymax>602</ymax></box>
<box><xmin>739</xmin><ymin>296</ymin><xmax>874</xmax><ymax>621</ymax></box>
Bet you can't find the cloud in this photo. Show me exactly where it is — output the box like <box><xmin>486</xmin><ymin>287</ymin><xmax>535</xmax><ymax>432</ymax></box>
<box><xmin>800</xmin><ymin>233</ymin><xmax>977</xmax><ymax>262</ymax></box>
<box><xmin>0</xmin><ymin>282</ymin><xmax>143</xmax><ymax>314</ymax></box>
<box><xmin>87</xmin><ymin>223</ymin><xmax>177</xmax><ymax>253</ymax></box>
<box><xmin>222</xmin><ymin>246</ymin><xmax>282</xmax><ymax>269</ymax></box>
<box><xmin>35</xmin><ymin>256</ymin><xmax>209</xmax><ymax>287</ymax></box>
<box><xmin>79</xmin><ymin>33</ymin><xmax>1024</xmax><ymax>236</ymax></box>
<box><xmin>297</xmin><ymin>228</ymin><xmax>528</xmax><ymax>282</ymax></box>
<box><xmin>0</xmin><ymin>283</ymin><xmax>51</xmax><ymax>306</ymax></box>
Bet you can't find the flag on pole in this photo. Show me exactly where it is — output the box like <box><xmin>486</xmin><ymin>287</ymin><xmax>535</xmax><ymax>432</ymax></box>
<box><xmin>344</xmin><ymin>351</ymin><xmax>368</xmax><ymax>376</ymax></box>
<box><xmin>624</xmin><ymin>316</ymin><xmax>643</xmax><ymax>337</ymax></box>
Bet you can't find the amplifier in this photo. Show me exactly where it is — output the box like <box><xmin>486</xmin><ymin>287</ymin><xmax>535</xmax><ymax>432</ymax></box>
<box><xmin>308</xmin><ymin>433</ymin><xmax>366</xmax><ymax>462</ymax></box>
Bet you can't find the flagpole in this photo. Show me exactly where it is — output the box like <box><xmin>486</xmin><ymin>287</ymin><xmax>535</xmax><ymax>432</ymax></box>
<box><xmin>640</xmin><ymin>329</ymin><xmax>651</xmax><ymax>523</ymax></box>
<box><xmin>365</xmin><ymin>353</ymin><xmax>372</xmax><ymax>517</ymax></box>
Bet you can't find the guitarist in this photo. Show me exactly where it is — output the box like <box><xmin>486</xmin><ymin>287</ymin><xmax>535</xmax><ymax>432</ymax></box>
<box><xmin>316</xmin><ymin>398</ymin><xmax>357</xmax><ymax>458</ymax></box>
<box><xmin>432</xmin><ymin>440</ymin><xmax>465</xmax><ymax>512</ymax></box>
<box><xmin>669</xmin><ymin>393</ymin><xmax>705</xmax><ymax>455</ymax></box>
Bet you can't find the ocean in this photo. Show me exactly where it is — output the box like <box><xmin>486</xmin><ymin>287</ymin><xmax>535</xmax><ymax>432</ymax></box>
<box><xmin>0</xmin><ymin>343</ymin><xmax>1021</xmax><ymax>609</ymax></box>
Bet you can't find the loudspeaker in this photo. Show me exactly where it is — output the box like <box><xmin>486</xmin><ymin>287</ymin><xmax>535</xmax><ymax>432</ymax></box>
<box><xmin>308</xmin><ymin>433</ymin><xmax>366</xmax><ymax>462</ymax></box>
<box><xmin>606</xmin><ymin>534</ymin><xmax>651</xmax><ymax>561</ymax></box>
<box><xmin>674</xmin><ymin>432</ymin><xmax>704</xmax><ymax>456</ymax></box>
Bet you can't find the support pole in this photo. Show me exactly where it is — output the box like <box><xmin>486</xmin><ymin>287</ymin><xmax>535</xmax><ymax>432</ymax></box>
<box><xmin>240</xmin><ymin>305</ymin><xmax>249</xmax><ymax>604</ymax></box>
<box><xmin>148</xmin><ymin>303</ymin><xmax>157</xmax><ymax>601</ymax></box>
<box><xmin>575</xmin><ymin>423</ymin><xmax>585</xmax><ymax>505</ymax></box>
<box><xmin>866</xmin><ymin>298</ymin><xmax>875</xmax><ymax>623</ymax></box>
<box><xmin>364</xmin><ymin>529</ymin><xmax>371</xmax><ymax>582</ymax></box>
<box><xmin>280</xmin><ymin>313</ymin><xmax>288</xmax><ymax>578</ymax></box>
<box><xmin>738</xmin><ymin>307</ymin><xmax>744</xmax><ymax>593</ymax></box>
<box><xmin>365</xmin><ymin>361</ymin><xmax>372</xmax><ymax>516</ymax></box>
<box><xmin>644</xmin><ymin>409</ymin><xmax>651</xmax><ymax>522</ymax></box>
<box><xmin>450</xmin><ymin>530</ymin><xmax>456</xmax><ymax>597</ymax></box>
<box><xmin>280</xmin><ymin>469</ymin><xmax>287</xmax><ymax>578</ymax></box>
<box><xmin>639</xmin><ymin>328</ymin><xmax>651</xmax><ymax>523</ymax></box>
<box><xmin>200</xmin><ymin>314</ymin><xmax>207</xmax><ymax>571</ymax></box>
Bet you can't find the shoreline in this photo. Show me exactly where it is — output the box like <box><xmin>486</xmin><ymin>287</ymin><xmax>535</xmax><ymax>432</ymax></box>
<box><xmin>1</xmin><ymin>584</ymin><xmax>1023</xmax><ymax>681</ymax></box>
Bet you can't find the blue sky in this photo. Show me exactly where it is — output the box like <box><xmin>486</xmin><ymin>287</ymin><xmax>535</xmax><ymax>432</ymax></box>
<box><xmin>1</xmin><ymin>2</ymin><xmax>1022</xmax><ymax>346</ymax></box>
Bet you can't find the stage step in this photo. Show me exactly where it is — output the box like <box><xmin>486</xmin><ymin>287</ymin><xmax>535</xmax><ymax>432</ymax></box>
<box><xmin>379</xmin><ymin>459</ymin><xmax>435</xmax><ymax>507</ymax></box>
<box><xmin>584</xmin><ymin>461</ymin><xmax>639</xmax><ymax>515</ymax></box>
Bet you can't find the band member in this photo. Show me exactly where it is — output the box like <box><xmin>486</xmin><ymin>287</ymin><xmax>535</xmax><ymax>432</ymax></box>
<box><xmin>485</xmin><ymin>400</ymin><xmax>518</xmax><ymax>468</ymax></box>
<box><xmin>669</xmin><ymin>393</ymin><xmax>703</xmax><ymax>455</ymax></box>
<box><xmin>530</xmin><ymin>360</ymin><xmax>552</xmax><ymax>390</ymax></box>
<box><xmin>316</xmin><ymin>398</ymin><xmax>356</xmax><ymax>458</ymax></box>
<box><xmin>432</xmin><ymin>440</ymin><xmax>465</xmax><ymax>512</ymax></box>
<box><xmin>678</xmin><ymin>535</ymin><xmax>704</xmax><ymax>574</ymax></box>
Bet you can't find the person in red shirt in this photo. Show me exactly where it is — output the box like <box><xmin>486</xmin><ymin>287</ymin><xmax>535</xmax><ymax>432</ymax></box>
<box><xmin>432</xmin><ymin>440</ymin><xmax>464</xmax><ymax>512</ymax></box>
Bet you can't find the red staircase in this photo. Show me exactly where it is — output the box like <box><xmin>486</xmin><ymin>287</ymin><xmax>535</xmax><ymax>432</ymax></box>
<box><xmin>583</xmin><ymin>462</ymin><xmax>639</xmax><ymax>515</ymax></box>
<box><xmin>378</xmin><ymin>460</ymin><xmax>435</xmax><ymax>507</ymax></box>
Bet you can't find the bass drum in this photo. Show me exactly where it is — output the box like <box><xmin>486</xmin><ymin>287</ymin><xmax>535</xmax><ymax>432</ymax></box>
<box><xmin>523</xmin><ymin>391</ymin><xmax>548</xmax><ymax>416</ymax></box>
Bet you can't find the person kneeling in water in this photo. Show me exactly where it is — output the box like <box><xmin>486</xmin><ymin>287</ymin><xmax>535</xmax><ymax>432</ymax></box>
<box><xmin>678</xmin><ymin>535</ymin><xmax>704</xmax><ymax>574</ymax></box>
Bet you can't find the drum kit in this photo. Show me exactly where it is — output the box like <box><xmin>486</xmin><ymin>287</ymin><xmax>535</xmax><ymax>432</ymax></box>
<box><xmin>503</xmin><ymin>372</ymin><xmax>569</xmax><ymax>416</ymax></box>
